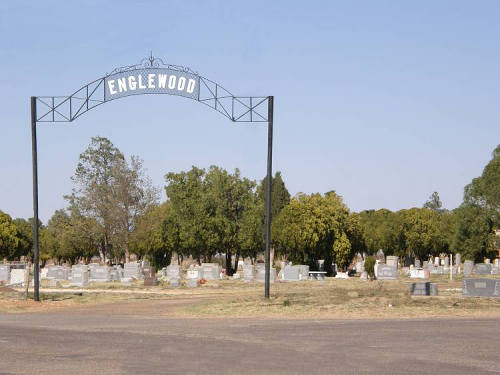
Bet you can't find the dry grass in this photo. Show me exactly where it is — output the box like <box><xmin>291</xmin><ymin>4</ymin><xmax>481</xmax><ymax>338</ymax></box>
<box><xmin>2</xmin><ymin>276</ymin><xmax>500</xmax><ymax>318</ymax></box>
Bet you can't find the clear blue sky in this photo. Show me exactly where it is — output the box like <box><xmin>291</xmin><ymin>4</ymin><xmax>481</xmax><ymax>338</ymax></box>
<box><xmin>0</xmin><ymin>1</ymin><xmax>499</xmax><ymax>223</ymax></box>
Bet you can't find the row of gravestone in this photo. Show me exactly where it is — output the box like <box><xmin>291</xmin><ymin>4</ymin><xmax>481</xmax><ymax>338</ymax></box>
<box><xmin>160</xmin><ymin>263</ymin><xmax>279</xmax><ymax>287</ymax></box>
<box><xmin>408</xmin><ymin>279</ymin><xmax>500</xmax><ymax>297</ymax></box>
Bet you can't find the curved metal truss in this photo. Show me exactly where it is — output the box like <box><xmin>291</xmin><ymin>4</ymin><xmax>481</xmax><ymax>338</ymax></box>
<box><xmin>35</xmin><ymin>55</ymin><xmax>270</xmax><ymax>123</ymax></box>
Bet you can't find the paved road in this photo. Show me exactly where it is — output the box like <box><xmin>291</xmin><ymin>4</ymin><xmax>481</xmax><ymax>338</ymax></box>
<box><xmin>0</xmin><ymin>300</ymin><xmax>498</xmax><ymax>375</ymax></box>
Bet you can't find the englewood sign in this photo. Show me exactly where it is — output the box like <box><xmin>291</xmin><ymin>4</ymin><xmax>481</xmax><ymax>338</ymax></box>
<box><xmin>104</xmin><ymin>68</ymin><xmax>200</xmax><ymax>100</ymax></box>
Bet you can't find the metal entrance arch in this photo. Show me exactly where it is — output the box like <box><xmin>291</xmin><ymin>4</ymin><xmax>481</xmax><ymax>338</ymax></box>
<box><xmin>30</xmin><ymin>55</ymin><xmax>274</xmax><ymax>301</ymax></box>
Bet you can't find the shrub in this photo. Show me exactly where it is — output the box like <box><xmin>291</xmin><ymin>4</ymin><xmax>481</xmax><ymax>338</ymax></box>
<box><xmin>364</xmin><ymin>256</ymin><xmax>376</xmax><ymax>279</ymax></box>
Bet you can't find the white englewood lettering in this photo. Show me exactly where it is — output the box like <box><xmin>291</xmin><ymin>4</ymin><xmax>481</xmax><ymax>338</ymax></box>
<box><xmin>158</xmin><ymin>74</ymin><xmax>167</xmax><ymax>88</ymax></box>
<box><xmin>168</xmin><ymin>75</ymin><xmax>177</xmax><ymax>89</ymax></box>
<box><xmin>117</xmin><ymin>78</ymin><xmax>127</xmax><ymax>93</ymax></box>
<box><xmin>148</xmin><ymin>74</ymin><xmax>156</xmax><ymax>88</ymax></box>
<box><xmin>128</xmin><ymin>76</ymin><xmax>137</xmax><ymax>90</ymax></box>
<box><xmin>107</xmin><ymin>80</ymin><xmax>117</xmax><ymax>95</ymax></box>
<box><xmin>177</xmin><ymin>77</ymin><xmax>186</xmax><ymax>91</ymax></box>
<box><xmin>138</xmin><ymin>75</ymin><xmax>146</xmax><ymax>89</ymax></box>
<box><xmin>187</xmin><ymin>79</ymin><xmax>196</xmax><ymax>94</ymax></box>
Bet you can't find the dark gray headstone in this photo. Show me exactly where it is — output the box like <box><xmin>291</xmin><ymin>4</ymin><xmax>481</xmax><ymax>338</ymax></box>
<box><xmin>474</xmin><ymin>263</ymin><xmax>492</xmax><ymax>275</ymax></box>
<box><xmin>462</xmin><ymin>278</ymin><xmax>500</xmax><ymax>297</ymax></box>
<box><xmin>408</xmin><ymin>282</ymin><xmax>438</xmax><ymax>296</ymax></box>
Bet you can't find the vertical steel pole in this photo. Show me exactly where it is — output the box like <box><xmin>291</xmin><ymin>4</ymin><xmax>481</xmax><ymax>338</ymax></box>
<box><xmin>265</xmin><ymin>96</ymin><xmax>274</xmax><ymax>299</ymax></box>
<box><xmin>31</xmin><ymin>97</ymin><xmax>40</xmax><ymax>302</ymax></box>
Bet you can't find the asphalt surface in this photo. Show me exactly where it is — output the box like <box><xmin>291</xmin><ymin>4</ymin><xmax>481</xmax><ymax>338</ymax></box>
<box><xmin>0</xmin><ymin>301</ymin><xmax>499</xmax><ymax>375</ymax></box>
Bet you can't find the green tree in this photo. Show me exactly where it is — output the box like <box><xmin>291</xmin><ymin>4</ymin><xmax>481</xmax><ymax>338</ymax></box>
<box><xmin>0</xmin><ymin>210</ymin><xmax>20</xmax><ymax>260</ymax></box>
<box><xmin>452</xmin><ymin>204</ymin><xmax>495</xmax><ymax>261</ymax></box>
<box><xmin>423</xmin><ymin>192</ymin><xmax>444</xmax><ymax>212</ymax></box>
<box><xmin>398</xmin><ymin>208</ymin><xmax>440</xmax><ymax>261</ymax></box>
<box><xmin>67</xmin><ymin>137</ymin><xmax>158</xmax><ymax>263</ymax></box>
<box><xmin>272</xmin><ymin>192</ymin><xmax>355</xmax><ymax>272</ymax></box>
<box><xmin>257</xmin><ymin>172</ymin><xmax>291</xmax><ymax>221</ymax></box>
<box><xmin>130</xmin><ymin>202</ymin><xmax>171</xmax><ymax>269</ymax></box>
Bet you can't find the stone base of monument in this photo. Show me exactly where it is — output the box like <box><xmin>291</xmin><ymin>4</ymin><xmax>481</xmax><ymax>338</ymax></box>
<box><xmin>462</xmin><ymin>278</ymin><xmax>500</xmax><ymax>297</ymax></box>
<box><xmin>168</xmin><ymin>278</ymin><xmax>181</xmax><ymax>287</ymax></box>
<box><xmin>186</xmin><ymin>278</ymin><xmax>199</xmax><ymax>288</ymax></box>
<box><xmin>144</xmin><ymin>276</ymin><xmax>158</xmax><ymax>286</ymax></box>
<box><xmin>408</xmin><ymin>282</ymin><xmax>438</xmax><ymax>296</ymax></box>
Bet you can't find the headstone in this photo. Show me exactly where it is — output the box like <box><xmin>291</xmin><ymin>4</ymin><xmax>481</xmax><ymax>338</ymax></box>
<box><xmin>474</xmin><ymin>263</ymin><xmax>492</xmax><ymax>275</ymax></box>
<box><xmin>430</xmin><ymin>266</ymin><xmax>444</xmax><ymax>275</ymax></box>
<box><xmin>282</xmin><ymin>265</ymin><xmax>300</xmax><ymax>281</ymax></box>
<box><xmin>256</xmin><ymin>265</ymin><xmax>276</xmax><ymax>283</ymax></box>
<box><xmin>90</xmin><ymin>265</ymin><xmax>111</xmax><ymax>282</ymax></box>
<box><xmin>186</xmin><ymin>268</ymin><xmax>201</xmax><ymax>280</ymax></box>
<box><xmin>186</xmin><ymin>278</ymin><xmax>199</xmax><ymax>288</ymax></box>
<box><xmin>360</xmin><ymin>271</ymin><xmax>368</xmax><ymax>281</ymax></box>
<box><xmin>355</xmin><ymin>261</ymin><xmax>364</xmax><ymax>274</ymax></box>
<box><xmin>463</xmin><ymin>260</ymin><xmax>474</xmax><ymax>276</ymax></box>
<box><xmin>335</xmin><ymin>272</ymin><xmax>349</xmax><ymax>279</ymax></box>
<box><xmin>168</xmin><ymin>278</ymin><xmax>181</xmax><ymax>287</ymax></box>
<box><xmin>408</xmin><ymin>282</ymin><xmax>438</xmax><ymax>296</ymax></box>
<box><xmin>70</xmin><ymin>265</ymin><xmax>89</xmax><ymax>287</ymax></box>
<box><xmin>443</xmin><ymin>256</ymin><xmax>450</xmax><ymax>267</ymax></box>
<box><xmin>376</xmin><ymin>250</ymin><xmax>385</xmax><ymax>263</ymax></box>
<box><xmin>455</xmin><ymin>253</ymin><xmax>461</xmax><ymax>266</ymax></box>
<box><xmin>166</xmin><ymin>264</ymin><xmax>181</xmax><ymax>282</ymax></box>
<box><xmin>434</xmin><ymin>257</ymin><xmax>440</xmax><ymax>266</ymax></box>
<box><xmin>297</xmin><ymin>265</ymin><xmax>309</xmax><ymax>280</ymax></box>
<box><xmin>317</xmin><ymin>260</ymin><xmax>325</xmax><ymax>271</ymax></box>
<box><xmin>142</xmin><ymin>265</ymin><xmax>155</xmax><ymax>278</ymax></box>
<box><xmin>462</xmin><ymin>278</ymin><xmax>500</xmax><ymax>297</ymax></box>
<box><xmin>46</xmin><ymin>265</ymin><xmax>69</xmax><ymax>280</ymax></box>
<box><xmin>410</xmin><ymin>268</ymin><xmax>428</xmax><ymax>279</ymax></box>
<box><xmin>144</xmin><ymin>275</ymin><xmax>158</xmax><ymax>286</ymax></box>
<box><xmin>122</xmin><ymin>262</ymin><xmax>142</xmax><ymax>281</ymax></box>
<box><xmin>422</xmin><ymin>261</ymin><xmax>428</xmax><ymax>269</ymax></box>
<box><xmin>415</xmin><ymin>259</ymin><xmax>421</xmax><ymax>268</ymax></box>
<box><xmin>375</xmin><ymin>264</ymin><xmax>398</xmax><ymax>280</ymax></box>
<box><xmin>200</xmin><ymin>263</ymin><xmax>221</xmax><ymax>280</ymax></box>
<box><xmin>0</xmin><ymin>265</ymin><xmax>10</xmax><ymax>284</ymax></box>
<box><xmin>386</xmin><ymin>256</ymin><xmax>399</xmax><ymax>268</ymax></box>
<box><xmin>243</xmin><ymin>264</ymin><xmax>255</xmax><ymax>282</ymax></box>
<box><xmin>9</xmin><ymin>269</ymin><xmax>26</xmax><ymax>285</ymax></box>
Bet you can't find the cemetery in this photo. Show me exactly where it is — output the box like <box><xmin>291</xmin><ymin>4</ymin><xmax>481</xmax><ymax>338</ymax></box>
<box><xmin>1</xmin><ymin>253</ymin><xmax>500</xmax><ymax>318</ymax></box>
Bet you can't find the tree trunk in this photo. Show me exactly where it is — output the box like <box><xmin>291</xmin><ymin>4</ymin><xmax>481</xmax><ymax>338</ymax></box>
<box><xmin>233</xmin><ymin>251</ymin><xmax>240</xmax><ymax>274</ymax></box>
<box><xmin>225</xmin><ymin>251</ymin><xmax>233</xmax><ymax>276</ymax></box>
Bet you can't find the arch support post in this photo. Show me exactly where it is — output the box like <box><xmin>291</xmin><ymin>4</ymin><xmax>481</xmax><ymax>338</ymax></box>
<box><xmin>265</xmin><ymin>96</ymin><xmax>273</xmax><ymax>299</ymax></box>
<box><xmin>31</xmin><ymin>97</ymin><xmax>40</xmax><ymax>302</ymax></box>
